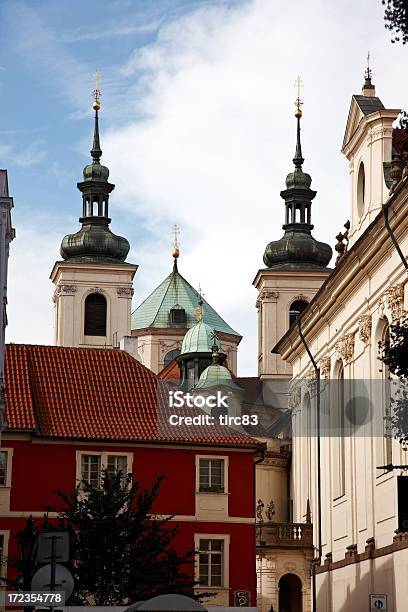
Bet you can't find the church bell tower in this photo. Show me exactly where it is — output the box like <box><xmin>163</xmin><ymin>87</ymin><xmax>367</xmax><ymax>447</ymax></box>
<box><xmin>254</xmin><ymin>81</ymin><xmax>332</xmax><ymax>378</ymax></box>
<box><xmin>50</xmin><ymin>78</ymin><xmax>137</xmax><ymax>349</ymax></box>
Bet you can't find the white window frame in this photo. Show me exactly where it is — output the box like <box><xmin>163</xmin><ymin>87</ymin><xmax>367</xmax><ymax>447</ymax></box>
<box><xmin>196</xmin><ymin>455</ymin><xmax>228</xmax><ymax>494</ymax></box>
<box><xmin>0</xmin><ymin>449</ymin><xmax>13</xmax><ymax>488</ymax></box>
<box><xmin>194</xmin><ymin>534</ymin><xmax>230</xmax><ymax>589</ymax></box>
<box><xmin>76</xmin><ymin>451</ymin><xmax>133</xmax><ymax>486</ymax></box>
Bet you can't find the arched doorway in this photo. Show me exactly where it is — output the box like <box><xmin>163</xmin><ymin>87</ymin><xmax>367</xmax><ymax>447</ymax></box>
<box><xmin>278</xmin><ymin>573</ymin><xmax>302</xmax><ymax>612</ymax></box>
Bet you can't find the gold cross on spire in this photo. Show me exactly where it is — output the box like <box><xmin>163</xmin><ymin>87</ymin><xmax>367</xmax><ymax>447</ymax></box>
<box><xmin>172</xmin><ymin>224</ymin><xmax>180</xmax><ymax>259</ymax></box>
<box><xmin>295</xmin><ymin>76</ymin><xmax>303</xmax><ymax>119</ymax></box>
<box><xmin>92</xmin><ymin>70</ymin><xmax>101</xmax><ymax>110</ymax></box>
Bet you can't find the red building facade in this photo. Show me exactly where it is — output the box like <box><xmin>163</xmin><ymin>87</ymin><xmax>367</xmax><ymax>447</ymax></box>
<box><xmin>0</xmin><ymin>344</ymin><xmax>261</xmax><ymax>606</ymax></box>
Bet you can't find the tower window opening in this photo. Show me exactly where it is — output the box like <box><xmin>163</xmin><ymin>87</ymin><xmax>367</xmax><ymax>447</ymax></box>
<box><xmin>289</xmin><ymin>299</ymin><xmax>308</xmax><ymax>327</ymax></box>
<box><xmin>84</xmin><ymin>293</ymin><xmax>107</xmax><ymax>336</ymax></box>
<box><xmin>170</xmin><ymin>305</ymin><xmax>187</xmax><ymax>327</ymax></box>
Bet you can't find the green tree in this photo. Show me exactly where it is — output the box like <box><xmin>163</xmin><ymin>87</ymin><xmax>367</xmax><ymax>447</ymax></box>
<box><xmin>379</xmin><ymin>314</ymin><xmax>408</xmax><ymax>447</ymax></box>
<box><xmin>53</xmin><ymin>470</ymin><xmax>201</xmax><ymax>605</ymax></box>
<box><xmin>383</xmin><ymin>0</ymin><xmax>408</xmax><ymax>44</ymax></box>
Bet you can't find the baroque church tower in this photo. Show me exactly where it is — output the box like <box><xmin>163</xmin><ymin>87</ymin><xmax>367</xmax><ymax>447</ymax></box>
<box><xmin>254</xmin><ymin>87</ymin><xmax>332</xmax><ymax>379</ymax></box>
<box><xmin>51</xmin><ymin>85</ymin><xmax>137</xmax><ymax>349</ymax></box>
<box><xmin>342</xmin><ymin>64</ymin><xmax>400</xmax><ymax>247</ymax></box>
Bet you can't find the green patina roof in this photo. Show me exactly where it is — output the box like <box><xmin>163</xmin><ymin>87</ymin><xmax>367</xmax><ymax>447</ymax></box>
<box><xmin>181</xmin><ymin>321</ymin><xmax>213</xmax><ymax>354</ymax></box>
<box><xmin>131</xmin><ymin>265</ymin><xmax>240</xmax><ymax>337</ymax></box>
<box><xmin>195</xmin><ymin>362</ymin><xmax>242</xmax><ymax>390</ymax></box>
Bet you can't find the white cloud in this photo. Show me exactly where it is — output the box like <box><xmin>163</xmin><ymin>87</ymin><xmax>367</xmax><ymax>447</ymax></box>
<box><xmin>6</xmin><ymin>0</ymin><xmax>408</xmax><ymax>376</ymax></box>
<box><xmin>102</xmin><ymin>0</ymin><xmax>408</xmax><ymax>374</ymax></box>
<box><xmin>7</xmin><ymin>222</ymin><xmax>59</xmax><ymax>347</ymax></box>
<box><xmin>62</xmin><ymin>21</ymin><xmax>162</xmax><ymax>44</ymax></box>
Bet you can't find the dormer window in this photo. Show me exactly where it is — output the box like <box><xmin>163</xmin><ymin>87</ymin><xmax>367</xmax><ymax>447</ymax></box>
<box><xmin>170</xmin><ymin>304</ymin><xmax>186</xmax><ymax>327</ymax></box>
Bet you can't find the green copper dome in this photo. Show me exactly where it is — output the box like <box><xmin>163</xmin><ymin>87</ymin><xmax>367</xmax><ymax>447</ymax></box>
<box><xmin>181</xmin><ymin>320</ymin><xmax>213</xmax><ymax>354</ymax></box>
<box><xmin>195</xmin><ymin>362</ymin><xmax>241</xmax><ymax>390</ymax></box>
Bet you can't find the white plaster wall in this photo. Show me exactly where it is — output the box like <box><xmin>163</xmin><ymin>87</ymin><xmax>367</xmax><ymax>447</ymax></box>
<box><xmin>51</xmin><ymin>262</ymin><xmax>136</xmax><ymax>349</ymax></box>
<box><xmin>254</xmin><ymin>269</ymin><xmax>330</xmax><ymax>379</ymax></box>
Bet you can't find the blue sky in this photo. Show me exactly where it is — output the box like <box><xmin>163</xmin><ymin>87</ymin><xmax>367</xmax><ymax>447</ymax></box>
<box><xmin>1</xmin><ymin>0</ymin><xmax>407</xmax><ymax>374</ymax></box>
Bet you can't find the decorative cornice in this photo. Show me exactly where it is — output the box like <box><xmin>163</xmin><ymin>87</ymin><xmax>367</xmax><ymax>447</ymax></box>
<box><xmin>52</xmin><ymin>284</ymin><xmax>77</xmax><ymax>303</ymax></box>
<box><xmin>256</xmin><ymin>290</ymin><xmax>279</xmax><ymax>310</ymax></box>
<box><xmin>293</xmin><ymin>293</ymin><xmax>308</xmax><ymax>302</ymax></box>
<box><xmin>116</xmin><ymin>287</ymin><xmax>134</xmax><ymax>298</ymax></box>
<box><xmin>386</xmin><ymin>283</ymin><xmax>405</xmax><ymax>321</ymax></box>
<box><xmin>358</xmin><ymin>314</ymin><xmax>372</xmax><ymax>344</ymax></box>
<box><xmin>262</xmin><ymin>290</ymin><xmax>279</xmax><ymax>300</ymax></box>
<box><xmin>335</xmin><ymin>332</ymin><xmax>355</xmax><ymax>365</ymax></box>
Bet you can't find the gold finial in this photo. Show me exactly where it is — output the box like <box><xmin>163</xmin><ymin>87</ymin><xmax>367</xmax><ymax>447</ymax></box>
<box><xmin>92</xmin><ymin>70</ymin><xmax>101</xmax><ymax>111</ymax></box>
<box><xmin>295</xmin><ymin>76</ymin><xmax>303</xmax><ymax>119</ymax></box>
<box><xmin>172</xmin><ymin>224</ymin><xmax>180</xmax><ymax>259</ymax></box>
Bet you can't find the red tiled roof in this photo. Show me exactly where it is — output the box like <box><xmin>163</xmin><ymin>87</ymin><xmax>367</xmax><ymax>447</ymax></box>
<box><xmin>157</xmin><ymin>359</ymin><xmax>180</xmax><ymax>381</ymax></box>
<box><xmin>4</xmin><ymin>344</ymin><xmax>258</xmax><ymax>447</ymax></box>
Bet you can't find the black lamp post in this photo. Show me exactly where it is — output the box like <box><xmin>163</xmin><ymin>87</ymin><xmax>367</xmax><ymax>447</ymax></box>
<box><xmin>16</xmin><ymin>516</ymin><xmax>37</xmax><ymax>611</ymax></box>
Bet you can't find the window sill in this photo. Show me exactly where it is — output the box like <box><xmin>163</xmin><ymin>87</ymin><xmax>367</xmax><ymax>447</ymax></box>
<box><xmin>195</xmin><ymin>586</ymin><xmax>229</xmax><ymax>591</ymax></box>
<box><xmin>196</xmin><ymin>490</ymin><xmax>228</xmax><ymax>495</ymax></box>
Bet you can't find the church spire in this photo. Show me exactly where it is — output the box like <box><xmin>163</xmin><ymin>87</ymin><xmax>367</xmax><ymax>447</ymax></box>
<box><xmin>59</xmin><ymin>73</ymin><xmax>130</xmax><ymax>263</ymax></box>
<box><xmin>293</xmin><ymin>76</ymin><xmax>304</xmax><ymax>169</ymax></box>
<box><xmin>91</xmin><ymin>72</ymin><xmax>102</xmax><ymax>162</ymax></box>
<box><xmin>262</xmin><ymin>80</ymin><xmax>332</xmax><ymax>270</ymax></box>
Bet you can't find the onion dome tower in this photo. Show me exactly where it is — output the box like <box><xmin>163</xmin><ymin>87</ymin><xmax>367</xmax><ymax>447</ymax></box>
<box><xmin>176</xmin><ymin>307</ymin><xmax>227</xmax><ymax>391</ymax></box>
<box><xmin>253</xmin><ymin>79</ymin><xmax>332</xmax><ymax>379</ymax></box>
<box><xmin>194</xmin><ymin>346</ymin><xmax>243</xmax><ymax>420</ymax></box>
<box><xmin>263</xmin><ymin>93</ymin><xmax>332</xmax><ymax>270</ymax></box>
<box><xmin>51</xmin><ymin>74</ymin><xmax>137</xmax><ymax>349</ymax></box>
<box><xmin>60</xmin><ymin>89</ymin><xmax>130</xmax><ymax>263</ymax></box>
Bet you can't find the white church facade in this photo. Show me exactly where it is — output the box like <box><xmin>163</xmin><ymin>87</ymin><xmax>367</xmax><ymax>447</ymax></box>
<box><xmin>273</xmin><ymin>72</ymin><xmax>408</xmax><ymax>611</ymax></box>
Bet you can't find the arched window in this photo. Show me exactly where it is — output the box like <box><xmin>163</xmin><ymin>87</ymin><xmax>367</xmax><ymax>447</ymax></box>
<box><xmin>357</xmin><ymin>162</ymin><xmax>365</xmax><ymax>217</ymax></box>
<box><xmin>303</xmin><ymin>392</ymin><xmax>312</xmax><ymax>502</ymax></box>
<box><xmin>333</xmin><ymin>362</ymin><xmax>345</xmax><ymax>499</ymax></box>
<box><xmin>84</xmin><ymin>293</ymin><xmax>107</xmax><ymax>336</ymax></box>
<box><xmin>164</xmin><ymin>349</ymin><xmax>180</xmax><ymax>366</ymax></box>
<box><xmin>289</xmin><ymin>299</ymin><xmax>308</xmax><ymax>327</ymax></box>
<box><xmin>379</xmin><ymin>323</ymin><xmax>392</xmax><ymax>466</ymax></box>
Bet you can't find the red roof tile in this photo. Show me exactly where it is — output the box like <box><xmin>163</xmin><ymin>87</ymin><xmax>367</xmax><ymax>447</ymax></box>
<box><xmin>157</xmin><ymin>359</ymin><xmax>180</xmax><ymax>381</ymax></box>
<box><xmin>4</xmin><ymin>344</ymin><xmax>258</xmax><ymax>447</ymax></box>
